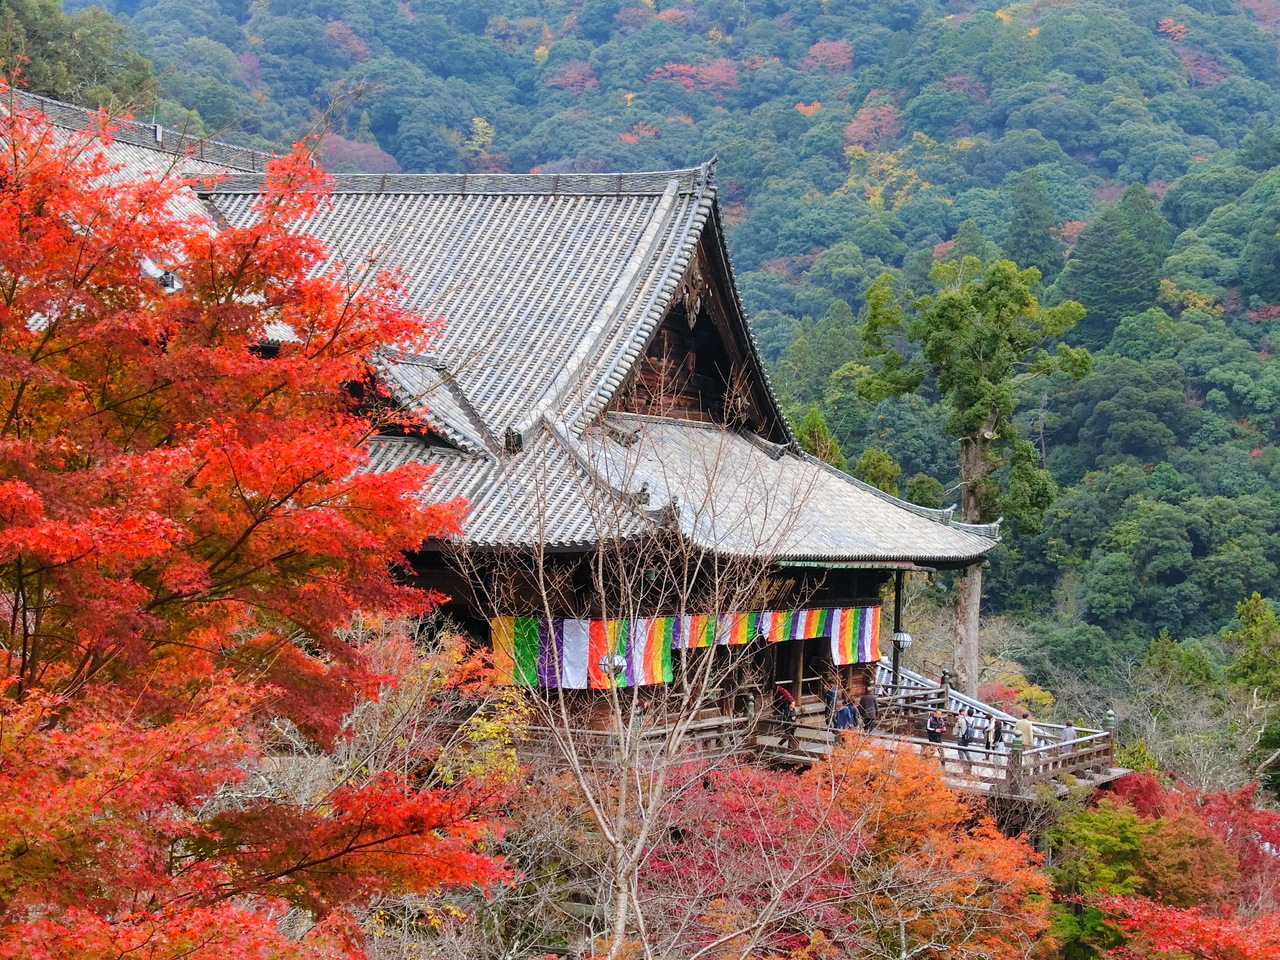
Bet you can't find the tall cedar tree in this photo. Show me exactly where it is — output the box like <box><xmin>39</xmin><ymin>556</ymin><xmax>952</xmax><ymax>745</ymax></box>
<box><xmin>1057</xmin><ymin>184</ymin><xmax>1168</xmax><ymax>348</ymax></box>
<box><xmin>0</xmin><ymin>96</ymin><xmax>507</xmax><ymax>958</ymax></box>
<box><xmin>860</xmin><ymin>259</ymin><xmax>1088</xmax><ymax>694</ymax></box>
<box><xmin>1002</xmin><ymin>168</ymin><xmax>1063</xmax><ymax>283</ymax></box>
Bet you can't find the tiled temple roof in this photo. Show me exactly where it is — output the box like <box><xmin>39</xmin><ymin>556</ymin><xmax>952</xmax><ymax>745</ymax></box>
<box><xmin>24</xmin><ymin>90</ymin><xmax>998</xmax><ymax>566</ymax></box>
<box><xmin>205</xmin><ymin>168</ymin><xmax>719</xmax><ymax>447</ymax></box>
<box><xmin>201</xmin><ymin>166</ymin><xmax>998</xmax><ymax>565</ymax></box>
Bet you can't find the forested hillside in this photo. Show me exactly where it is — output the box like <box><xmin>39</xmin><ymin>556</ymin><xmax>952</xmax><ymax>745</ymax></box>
<box><xmin>14</xmin><ymin>0</ymin><xmax>1280</xmax><ymax>778</ymax></box>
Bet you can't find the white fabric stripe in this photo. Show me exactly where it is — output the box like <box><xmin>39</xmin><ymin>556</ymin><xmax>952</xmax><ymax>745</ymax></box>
<box><xmin>560</xmin><ymin>619</ymin><xmax>591</xmax><ymax>689</ymax></box>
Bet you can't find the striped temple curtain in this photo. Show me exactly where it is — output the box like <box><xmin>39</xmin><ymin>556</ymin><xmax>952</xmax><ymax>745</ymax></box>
<box><xmin>491</xmin><ymin>606</ymin><xmax>880</xmax><ymax>688</ymax></box>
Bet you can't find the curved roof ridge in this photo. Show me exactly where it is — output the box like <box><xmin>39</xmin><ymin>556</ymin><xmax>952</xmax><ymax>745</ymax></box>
<box><xmin>511</xmin><ymin>177</ymin><xmax>684</xmax><ymax>443</ymax></box>
<box><xmin>9</xmin><ymin>88</ymin><xmax>270</xmax><ymax>173</ymax></box>
<box><xmin>563</xmin><ymin>181</ymin><xmax>719</xmax><ymax>435</ymax></box>
<box><xmin>703</xmin><ymin>201</ymin><xmax>795</xmax><ymax>445</ymax></box>
<box><xmin>209</xmin><ymin>164</ymin><xmax>713</xmax><ymax>197</ymax></box>
<box><xmin>372</xmin><ymin>350</ymin><xmax>496</xmax><ymax>455</ymax></box>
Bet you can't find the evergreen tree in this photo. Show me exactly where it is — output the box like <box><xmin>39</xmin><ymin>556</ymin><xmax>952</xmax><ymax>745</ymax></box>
<box><xmin>795</xmin><ymin>406</ymin><xmax>847</xmax><ymax>469</ymax></box>
<box><xmin>860</xmin><ymin>259</ymin><xmax>1089</xmax><ymax>694</ymax></box>
<box><xmin>944</xmin><ymin>219</ymin><xmax>994</xmax><ymax>264</ymax></box>
<box><xmin>1242</xmin><ymin>194</ymin><xmax>1280</xmax><ymax>303</ymax></box>
<box><xmin>1056</xmin><ymin>186</ymin><xmax>1167</xmax><ymax>349</ymax></box>
<box><xmin>0</xmin><ymin>0</ymin><xmax>152</xmax><ymax>108</ymax></box>
<box><xmin>1116</xmin><ymin>183</ymin><xmax>1169</xmax><ymax>263</ymax></box>
<box><xmin>853</xmin><ymin>447</ymin><xmax>900</xmax><ymax>495</ymax></box>
<box><xmin>905</xmin><ymin>472</ymin><xmax>946</xmax><ymax>508</ymax></box>
<box><xmin>773</xmin><ymin>325</ymin><xmax>821</xmax><ymax>406</ymax></box>
<box><xmin>810</xmin><ymin>299</ymin><xmax>861</xmax><ymax>375</ymax></box>
<box><xmin>1002</xmin><ymin>168</ymin><xmax>1063</xmax><ymax>283</ymax></box>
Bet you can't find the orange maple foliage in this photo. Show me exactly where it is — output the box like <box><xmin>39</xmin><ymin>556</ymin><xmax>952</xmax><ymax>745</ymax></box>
<box><xmin>843</xmin><ymin>102</ymin><xmax>902</xmax><ymax>149</ymax></box>
<box><xmin>640</xmin><ymin>740</ymin><xmax>1050</xmax><ymax>958</ymax></box>
<box><xmin>1157</xmin><ymin>18</ymin><xmax>1189</xmax><ymax>40</ymax></box>
<box><xmin>795</xmin><ymin>102</ymin><xmax>821</xmax><ymax>116</ymax></box>
<box><xmin>645</xmin><ymin>58</ymin><xmax>738</xmax><ymax>97</ymax></box>
<box><xmin>801</xmin><ymin>39</ymin><xmax>853</xmax><ymax>73</ymax></box>
<box><xmin>0</xmin><ymin>93</ymin><xmax>506</xmax><ymax>958</ymax></box>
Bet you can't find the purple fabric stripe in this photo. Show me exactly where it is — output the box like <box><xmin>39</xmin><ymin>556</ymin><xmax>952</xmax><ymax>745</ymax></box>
<box><xmin>536</xmin><ymin>619</ymin><xmax>565</xmax><ymax>687</ymax></box>
<box><xmin>622</xmin><ymin>620</ymin><xmax>637</xmax><ymax>687</ymax></box>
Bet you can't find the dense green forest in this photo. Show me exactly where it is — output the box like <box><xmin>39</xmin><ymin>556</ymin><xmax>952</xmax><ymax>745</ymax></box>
<box><xmin>13</xmin><ymin>0</ymin><xmax>1280</xmax><ymax>783</ymax></box>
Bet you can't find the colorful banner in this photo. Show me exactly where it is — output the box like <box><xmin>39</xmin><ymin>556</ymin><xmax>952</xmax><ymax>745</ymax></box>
<box><xmin>490</xmin><ymin>606</ymin><xmax>882</xmax><ymax>687</ymax></box>
<box><xmin>829</xmin><ymin>606</ymin><xmax>881</xmax><ymax>667</ymax></box>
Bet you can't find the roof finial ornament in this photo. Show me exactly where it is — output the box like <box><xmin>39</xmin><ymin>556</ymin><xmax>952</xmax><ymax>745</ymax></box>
<box><xmin>697</xmin><ymin>157</ymin><xmax>718</xmax><ymax>190</ymax></box>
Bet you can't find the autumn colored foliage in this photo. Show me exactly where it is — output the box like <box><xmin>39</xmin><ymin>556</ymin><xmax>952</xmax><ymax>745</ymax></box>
<box><xmin>639</xmin><ymin>739</ymin><xmax>1050</xmax><ymax>958</ymax></box>
<box><xmin>1049</xmin><ymin>773</ymin><xmax>1280</xmax><ymax>958</ymax></box>
<box><xmin>0</xmin><ymin>93</ymin><xmax>506</xmax><ymax>958</ymax></box>
<box><xmin>545</xmin><ymin>61</ymin><xmax>599</xmax><ymax>95</ymax></box>
<box><xmin>1102</xmin><ymin>897</ymin><xmax>1280</xmax><ymax>960</ymax></box>
<box><xmin>842</xmin><ymin>102</ymin><xmax>902</xmax><ymax>150</ymax></box>
<box><xmin>646</xmin><ymin>58</ymin><xmax>739</xmax><ymax>97</ymax></box>
<box><xmin>801</xmin><ymin>39</ymin><xmax>853</xmax><ymax>73</ymax></box>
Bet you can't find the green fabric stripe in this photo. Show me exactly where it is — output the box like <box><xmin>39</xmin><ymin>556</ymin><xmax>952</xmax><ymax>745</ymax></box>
<box><xmin>661</xmin><ymin>617</ymin><xmax>674</xmax><ymax>682</ymax></box>
<box><xmin>513</xmin><ymin>616</ymin><xmax>540</xmax><ymax>686</ymax></box>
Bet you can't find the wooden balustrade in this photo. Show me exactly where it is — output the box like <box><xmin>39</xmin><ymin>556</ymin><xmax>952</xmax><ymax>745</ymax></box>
<box><xmin>509</xmin><ymin>685</ymin><xmax>1124</xmax><ymax>798</ymax></box>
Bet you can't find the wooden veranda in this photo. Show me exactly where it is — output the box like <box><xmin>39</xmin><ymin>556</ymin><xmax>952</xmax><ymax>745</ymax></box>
<box><xmin>514</xmin><ymin>662</ymin><xmax>1126</xmax><ymax>800</ymax></box>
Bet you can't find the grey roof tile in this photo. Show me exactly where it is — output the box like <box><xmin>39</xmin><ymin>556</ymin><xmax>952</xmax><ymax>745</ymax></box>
<box><xmin>25</xmin><ymin>91</ymin><xmax>996</xmax><ymax>566</ymax></box>
<box><xmin>366</xmin><ymin>433</ymin><xmax>647</xmax><ymax>548</ymax></box>
<box><xmin>579</xmin><ymin>414</ymin><xmax>995</xmax><ymax>564</ymax></box>
<box><xmin>10</xmin><ymin>90</ymin><xmax>268</xmax><ymax>174</ymax></box>
<box><xmin>203</xmin><ymin>171</ymin><xmax>714</xmax><ymax>444</ymax></box>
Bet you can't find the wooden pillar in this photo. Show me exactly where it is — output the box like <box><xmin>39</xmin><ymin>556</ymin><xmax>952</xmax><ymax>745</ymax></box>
<box><xmin>891</xmin><ymin>569</ymin><xmax>904</xmax><ymax>693</ymax></box>
<box><xmin>792</xmin><ymin>638</ymin><xmax>804</xmax><ymax>703</ymax></box>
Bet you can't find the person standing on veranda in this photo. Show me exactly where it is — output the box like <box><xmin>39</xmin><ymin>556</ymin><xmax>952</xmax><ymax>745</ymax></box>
<box><xmin>859</xmin><ymin>687</ymin><xmax>879</xmax><ymax>731</ymax></box>
<box><xmin>1014</xmin><ymin>711</ymin><xmax>1035</xmax><ymax>751</ymax></box>
<box><xmin>925</xmin><ymin>709</ymin><xmax>947</xmax><ymax>762</ymax></box>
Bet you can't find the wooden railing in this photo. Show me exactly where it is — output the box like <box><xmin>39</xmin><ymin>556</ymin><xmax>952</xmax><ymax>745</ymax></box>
<box><xmin>508</xmin><ymin>674</ymin><xmax>1121</xmax><ymax>797</ymax></box>
<box><xmin>517</xmin><ymin>715</ymin><xmax>753</xmax><ymax>767</ymax></box>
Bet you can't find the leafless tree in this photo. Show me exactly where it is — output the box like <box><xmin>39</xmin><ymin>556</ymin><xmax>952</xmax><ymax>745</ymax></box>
<box><xmin>429</xmin><ymin>363</ymin><xmax>872</xmax><ymax>960</ymax></box>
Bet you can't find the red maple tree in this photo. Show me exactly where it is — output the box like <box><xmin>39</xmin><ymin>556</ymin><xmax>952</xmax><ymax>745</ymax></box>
<box><xmin>545</xmin><ymin>61</ymin><xmax>599</xmax><ymax>95</ymax></box>
<box><xmin>1102</xmin><ymin>898</ymin><xmax>1280</xmax><ymax>960</ymax></box>
<box><xmin>640</xmin><ymin>740</ymin><xmax>1050</xmax><ymax>958</ymax></box>
<box><xmin>802</xmin><ymin>39</ymin><xmax>853</xmax><ymax>73</ymax></box>
<box><xmin>1060</xmin><ymin>775</ymin><xmax>1280</xmax><ymax>959</ymax></box>
<box><xmin>0</xmin><ymin>93</ymin><xmax>506</xmax><ymax>958</ymax></box>
<box><xmin>843</xmin><ymin>102</ymin><xmax>902</xmax><ymax>149</ymax></box>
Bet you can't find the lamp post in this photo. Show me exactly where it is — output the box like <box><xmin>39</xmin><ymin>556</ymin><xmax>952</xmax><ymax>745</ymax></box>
<box><xmin>891</xmin><ymin>569</ymin><xmax>913</xmax><ymax>693</ymax></box>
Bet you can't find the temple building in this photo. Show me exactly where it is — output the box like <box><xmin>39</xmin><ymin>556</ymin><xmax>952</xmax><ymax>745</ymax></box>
<box><xmin>23</xmin><ymin>91</ymin><xmax>1000</xmax><ymax>719</ymax></box>
<box><xmin>202</xmin><ymin>163</ymin><xmax>999</xmax><ymax>714</ymax></box>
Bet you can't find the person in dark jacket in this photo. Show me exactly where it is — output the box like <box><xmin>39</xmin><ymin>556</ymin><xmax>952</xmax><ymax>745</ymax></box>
<box><xmin>823</xmin><ymin>681</ymin><xmax>840</xmax><ymax>726</ymax></box>
<box><xmin>925</xmin><ymin>708</ymin><xmax>946</xmax><ymax>761</ymax></box>
<box><xmin>859</xmin><ymin>688</ymin><xmax>878</xmax><ymax>731</ymax></box>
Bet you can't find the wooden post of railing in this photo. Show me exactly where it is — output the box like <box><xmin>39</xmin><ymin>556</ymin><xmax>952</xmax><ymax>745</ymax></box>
<box><xmin>791</xmin><ymin>637</ymin><xmax>804</xmax><ymax>703</ymax></box>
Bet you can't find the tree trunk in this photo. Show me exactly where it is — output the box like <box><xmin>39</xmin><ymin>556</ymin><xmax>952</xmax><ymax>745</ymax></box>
<box><xmin>954</xmin><ymin>562</ymin><xmax>983</xmax><ymax>697</ymax></box>
<box><xmin>954</xmin><ymin>421</ymin><xmax>995</xmax><ymax>698</ymax></box>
